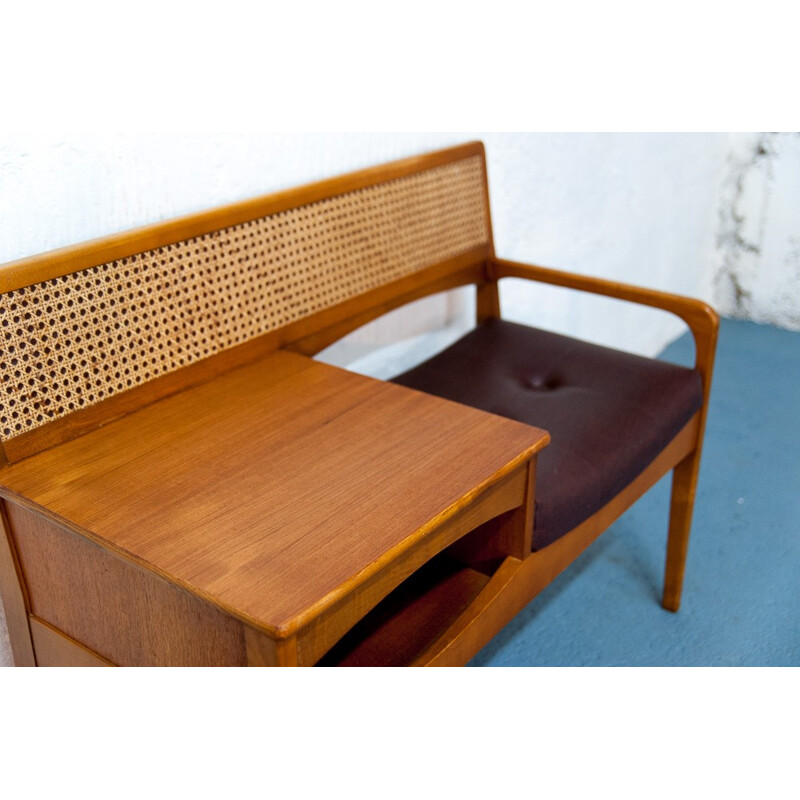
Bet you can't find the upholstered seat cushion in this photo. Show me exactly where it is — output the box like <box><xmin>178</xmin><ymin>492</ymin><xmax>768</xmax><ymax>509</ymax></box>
<box><xmin>391</xmin><ymin>319</ymin><xmax>703</xmax><ymax>549</ymax></box>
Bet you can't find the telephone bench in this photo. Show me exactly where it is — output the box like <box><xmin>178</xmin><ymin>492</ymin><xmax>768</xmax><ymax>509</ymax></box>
<box><xmin>0</xmin><ymin>142</ymin><xmax>717</xmax><ymax>666</ymax></box>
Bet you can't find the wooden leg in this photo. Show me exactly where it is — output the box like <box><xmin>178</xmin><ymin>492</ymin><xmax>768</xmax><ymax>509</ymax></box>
<box><xmin>0</xmin><ymin>503</ymin><xmax>36</xmax><ymax>666</ymax></box>
<box><xmin>662</xmin><ymin>449</ymin><xmax>703</xmax><ymax>612</ymax></box>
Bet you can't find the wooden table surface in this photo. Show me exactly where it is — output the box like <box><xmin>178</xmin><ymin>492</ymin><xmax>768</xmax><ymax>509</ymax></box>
<box><xmin>0</xmin><ymin>350</ymin><xmax>548</xmax><ymax>639</ymax></box>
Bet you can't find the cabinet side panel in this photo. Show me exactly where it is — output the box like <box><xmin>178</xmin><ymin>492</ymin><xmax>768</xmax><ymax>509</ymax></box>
<box><xmin>7</xmin><ymin>503</ymin><xmax>247</xmax><ymax>666</ymax></box>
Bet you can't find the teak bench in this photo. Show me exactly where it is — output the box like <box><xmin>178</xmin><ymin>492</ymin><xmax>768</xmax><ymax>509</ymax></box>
<box><xmin>0</xmin><ymin>142</ymin><xmax>718</xmax><ymax>666</ymax></box>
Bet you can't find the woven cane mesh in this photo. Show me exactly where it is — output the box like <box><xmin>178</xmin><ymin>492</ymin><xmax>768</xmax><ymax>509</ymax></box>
<box><xmin>0</xmin><ymin>156</ymin><xmax>488</xmax><ymax>440</ymax></box>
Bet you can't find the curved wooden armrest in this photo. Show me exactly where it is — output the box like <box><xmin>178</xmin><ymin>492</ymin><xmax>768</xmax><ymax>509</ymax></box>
<box><xmin>490</xmin><ymin>257</ymin><xmax>719</xmax><ymax>390</ymax></box>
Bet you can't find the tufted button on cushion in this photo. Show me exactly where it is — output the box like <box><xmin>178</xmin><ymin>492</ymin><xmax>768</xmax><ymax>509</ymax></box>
<box><xmin>391</xmin><ymin>318</ymin><xmax>703</xmax><ymax>550</ymax></box>
<box><xmin>521</xmin><ymin>373</ymin><xmax>562</xmax><ymax>391</ymax></box>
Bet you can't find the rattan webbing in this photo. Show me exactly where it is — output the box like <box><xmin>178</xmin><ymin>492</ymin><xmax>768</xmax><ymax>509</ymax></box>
<box><xmin>0</xmin><ymin>156</ymin><xmax>488</xmax><ymax>440</ymax></box>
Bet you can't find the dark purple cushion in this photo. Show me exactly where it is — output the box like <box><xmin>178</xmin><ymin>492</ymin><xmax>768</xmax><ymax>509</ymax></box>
<box><xmin>391</xmin><ymin>319</ymin><xmax>703</xmax><ymax>549</ymax></box>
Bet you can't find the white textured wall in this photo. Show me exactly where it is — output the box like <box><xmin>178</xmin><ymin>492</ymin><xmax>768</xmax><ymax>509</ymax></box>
<box><xmin>485</xmin><ymin>133</ymin><xmax>726</xmax><ymax>356</ymax></box>
<box><xmin>714</xmin><ymin>132</ymin><xmax>800</xmax><ymax>330</ymax></box>
<box><xmin>2</xmin><ymin>132</ymin><xmax>779</xmax><ymax>375</ymax></box>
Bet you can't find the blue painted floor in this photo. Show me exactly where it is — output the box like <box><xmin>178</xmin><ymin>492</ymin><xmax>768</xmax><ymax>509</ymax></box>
<box><xmin>470</xmin><ymin>318</ymin><xmax>800</xmax><ymax>666</ymax></box>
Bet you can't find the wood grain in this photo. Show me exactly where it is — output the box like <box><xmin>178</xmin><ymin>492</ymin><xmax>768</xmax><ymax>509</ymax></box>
<box><xmin>0</xmin><ymin>350</ymin><xmax>547</xmax><ymax>645</ymax></box>
<box><xmin>295</xmin><ymin>463</ymin><xmax>531</xmax><ymax>665</ymax></box>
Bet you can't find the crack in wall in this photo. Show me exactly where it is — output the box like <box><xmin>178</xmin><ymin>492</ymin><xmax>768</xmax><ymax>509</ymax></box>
<box><xmin>714</xmin><ymin>133</ymin><xmax>774</xmax><ymax>318</ymax></box>
<box><xmin>714</xmin><ymin>133</ymin><xmax>800</xmax><ymax>330</ymax></box>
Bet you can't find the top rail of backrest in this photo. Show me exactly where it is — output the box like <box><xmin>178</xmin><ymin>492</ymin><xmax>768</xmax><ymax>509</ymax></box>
<box><xmin>0</xmin><ymin>141</ymin><xmax>493</xmax><ymax>463</ymax></box>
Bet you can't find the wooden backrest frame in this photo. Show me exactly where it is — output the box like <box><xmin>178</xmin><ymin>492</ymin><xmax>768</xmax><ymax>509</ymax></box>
<box><xmin>0</xmin><ymin>141</ymin><xmax>494</xmax><ymax>464</ymax></box>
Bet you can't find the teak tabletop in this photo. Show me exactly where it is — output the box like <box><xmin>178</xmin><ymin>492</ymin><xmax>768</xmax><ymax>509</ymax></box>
<box><xmin>0</xmin><ymin>350</ymin><xmax>548</xmax><ymax>640</ymax></box>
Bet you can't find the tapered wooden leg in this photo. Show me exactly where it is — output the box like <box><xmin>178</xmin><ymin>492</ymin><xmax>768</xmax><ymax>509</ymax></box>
<box><xmin>662</xmin><ymin>449</ymin><xmax>703</xmax><ymax>612</ymax></box>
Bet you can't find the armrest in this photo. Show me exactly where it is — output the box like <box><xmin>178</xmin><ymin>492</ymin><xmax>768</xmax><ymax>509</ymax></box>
<box><xmin>490</xmin><ymin>257</ymin><xmax>719</xmax><ymax>390</ymax></box>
